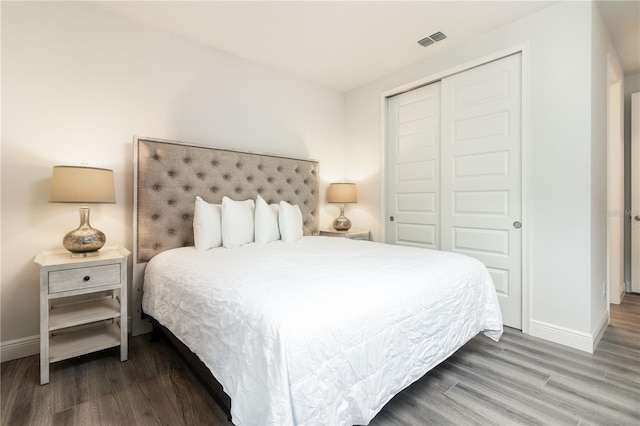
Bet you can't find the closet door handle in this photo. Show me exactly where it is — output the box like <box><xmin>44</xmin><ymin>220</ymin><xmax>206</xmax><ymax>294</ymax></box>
<box><xmin>513</xmin><ymin>221</ymin><xmax>522</xmax><ymax>229</ymax></box>
<box><xmin>389</xmin><ymin>216</ymin><xmax>395</xmax><ymax>222</ymax></box>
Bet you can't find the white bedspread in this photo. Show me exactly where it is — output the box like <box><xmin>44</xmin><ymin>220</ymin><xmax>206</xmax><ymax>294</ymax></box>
<box><xmin>142</xmin><ymin>237</ymin><xmax>503</xmax><ymax>425</ymax></box>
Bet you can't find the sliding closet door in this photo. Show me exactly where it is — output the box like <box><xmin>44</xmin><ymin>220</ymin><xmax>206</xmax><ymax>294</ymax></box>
<box><xmin>632</xmin><ymin>92</ymin><xmax>640</xmax><ymax>293</ymax></box>
<box><xmin>386</xmin><ymin>83</ymin><xmax>441</xmax><ymax>248</ymax></box>
<box><xmin>440</xmin><ymin>54</ymin><xmax>522</xmax><ymax>328</ymax></box>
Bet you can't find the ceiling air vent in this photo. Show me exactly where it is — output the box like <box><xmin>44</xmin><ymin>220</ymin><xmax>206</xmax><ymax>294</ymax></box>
<box><xmin>417</xmin><ymin>36</ymin><xmax>435</xmax><ymax>47</ymax></box>
<box><xmin>429</xmin><ymin>31</ymin><xmax>447</xmax><ymax>42</ymax></box>
<box><xmin>417</xmin><ymin>31</ymin><xmax>447</xmax><ymax>47</ymax></box>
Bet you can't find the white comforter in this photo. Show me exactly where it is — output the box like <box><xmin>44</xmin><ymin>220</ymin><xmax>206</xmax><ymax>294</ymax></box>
<box><xmin>142</xmin><ymin>237</ymin><xmax>503</xmax><ymax>425</ymax></box>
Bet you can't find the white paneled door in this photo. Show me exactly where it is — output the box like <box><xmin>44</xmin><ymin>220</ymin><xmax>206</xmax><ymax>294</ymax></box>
<box><xmin>385</xmin><ymin>54</ymin><xmax>522</xmax><ymax>329</ymax></box>
<box><xmin>441</xmin><ymin>54</ymin><xmax>522</xmax><ymax>329</ymax></box>
<box><xmin>386</xmin><ymin>83</ymin><xmax>441</xmax><ymax>249</ymax></box>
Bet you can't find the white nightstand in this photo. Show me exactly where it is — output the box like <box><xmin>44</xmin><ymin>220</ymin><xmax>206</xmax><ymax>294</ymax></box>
<box><xmin>319</xmin><ymin>228</ymin><xmax>371</xmax><ymax>241</ymax></box>
<box><xmin>34</xmin><ymin>246</ymin><xmax>130</xmax><ymax>385</ymax></box>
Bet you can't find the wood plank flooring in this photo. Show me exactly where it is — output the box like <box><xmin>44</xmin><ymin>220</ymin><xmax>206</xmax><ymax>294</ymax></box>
<box><xmin>2</xmin><ymin>294</ymin><xmax>639</xmax><ymax>425</ymax></box>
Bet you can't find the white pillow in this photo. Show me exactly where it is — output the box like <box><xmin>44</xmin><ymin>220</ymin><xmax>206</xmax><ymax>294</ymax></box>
<box><xmin>221</xmin><ymin>196</ymin><xmax>255</xmax><ymax>248</ymax></box>
<box><xmin>255</xmin><ymin>195</ymin><xmax>280</xmax><ymax>243</ymax></box>
<box><xmin>193</xmin><ymin>196</ymin><xmax>222</xmax><ymax>250</ymax></box>
<box><xmin>278</xmin><ymin>200</ymin><xmax>303</xmax><ymax>243</ymax></box>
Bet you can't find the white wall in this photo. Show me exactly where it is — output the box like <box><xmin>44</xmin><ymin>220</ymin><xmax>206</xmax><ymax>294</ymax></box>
<box><xmin>344</xmin><ymin>1</ymin><xmax>612</xmax><ymax>350</ymax></box>
<box><xmin>1</xmin><ymin>2</ymin><xmax>345</xmax><ymax>360</ymax></box>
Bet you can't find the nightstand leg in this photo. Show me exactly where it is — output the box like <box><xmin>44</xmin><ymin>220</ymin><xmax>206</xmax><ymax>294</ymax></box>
<box><xmin>119</xmin><ymin>287</ymin><xmax>128</xmax><ymax>362</ymax></box>
<box><xmin>120</xmin><ymin>337</ymin><xmax>128</xmax><ymax>361</ymax></box>
<box><xmin>40</xmin><ymin>297</ymin><xmax>49</xmax><ymax>385</ymax></box>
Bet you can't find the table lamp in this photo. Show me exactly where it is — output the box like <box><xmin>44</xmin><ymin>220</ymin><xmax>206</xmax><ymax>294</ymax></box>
<box><xmin>49</xmin><ymin>165</ymin><xmax>116</xmax><ymax>256</ymax></box>
<box><xmin>327</xmin><ymin>182</ymin><xmax>357</xmax><ymax>231</ymax></box>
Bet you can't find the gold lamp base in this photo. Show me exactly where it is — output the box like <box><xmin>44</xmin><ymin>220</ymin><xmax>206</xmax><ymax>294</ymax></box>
<box><xmin>332</xmin><ymin>205</ymin><xmax>352</xmax><ymax>231</ymax></box>
<box><xmin>63</xmin><ymin>206</ymin><xmax>106</xmax><ymax>257</ymax></box>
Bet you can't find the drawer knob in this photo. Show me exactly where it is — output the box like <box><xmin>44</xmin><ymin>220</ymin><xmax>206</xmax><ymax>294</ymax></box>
<box><xmin>83</xmin><ymin>276</ymin><xmax>90</xmax><ymax>282</ymax></box>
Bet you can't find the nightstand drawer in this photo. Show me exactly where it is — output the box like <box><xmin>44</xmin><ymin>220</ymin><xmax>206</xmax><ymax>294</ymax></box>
<box><xmin>49</xmin><ymin>264</ymin><xmax>121</xmax><ymax>293</ymax></box>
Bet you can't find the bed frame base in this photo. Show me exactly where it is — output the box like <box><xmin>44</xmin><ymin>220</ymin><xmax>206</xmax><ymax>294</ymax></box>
<box><xmin>149</xmin><ymin>318</ymin><xmax>233</xmax><ymax>422</ymax></box>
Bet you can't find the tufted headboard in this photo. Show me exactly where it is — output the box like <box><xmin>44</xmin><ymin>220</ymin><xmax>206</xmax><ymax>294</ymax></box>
<box><xmin>131</xmin><ymin>137</ymin><xmax>319</xmax><ymax>335</ymax></box>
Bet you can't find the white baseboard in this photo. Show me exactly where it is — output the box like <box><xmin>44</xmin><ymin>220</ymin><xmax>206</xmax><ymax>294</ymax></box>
<box><xmin>1</xmin><ymin>317</ymin><xmax>134</xmax><ymax>363</ymax></box>
<box><xmin>0</xmin><ymin>334</ymin><xmax>39</xmax><ymax>362</ymax></box>
<box><xmin>591</xmin><ymin>309</ymin><xmax>609</xmax><ymax>351</ymax></box>
<box><xmin>610</xmin><ymin>281</ymin><xmax>626</xmax><ymax>304</ymax></box>
<box><xmin>618</xmin><ymin>284</ymin><xmax>626</xmax><ymax>304</ymax></box>
<box><xmin>529</xmin><ymin>315</ymin><xmax>608</xmax><ymax>354</ymax></box>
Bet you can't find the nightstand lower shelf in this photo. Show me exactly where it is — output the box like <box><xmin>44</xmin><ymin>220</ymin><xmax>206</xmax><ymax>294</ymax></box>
<box><xmin>49</xmin><ymin>322</ymin><xmax>121</xmax><ymax>363</ymax></box>
<box><xmin>49</xmin><ymin>297</ymin><xmax>120</xmax><ymax>331</ymax></box>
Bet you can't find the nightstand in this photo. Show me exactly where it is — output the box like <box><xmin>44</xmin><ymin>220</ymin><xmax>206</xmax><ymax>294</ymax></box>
<box><xmin>34</xmin><ymin>246</ymin><xmax>130</xmax><ymax>385</ymax></box>
<box><xmin>319</xmin><ymin>228</ymin><xmax>371</xmax><ymax>241</ymax></box>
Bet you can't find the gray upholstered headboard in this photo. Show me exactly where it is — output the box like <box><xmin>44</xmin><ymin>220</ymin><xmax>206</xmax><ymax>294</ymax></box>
<box><xmin>131</xmin><ymin>137</ymin><xmax>319</xmax><ymax>335</ymax></box>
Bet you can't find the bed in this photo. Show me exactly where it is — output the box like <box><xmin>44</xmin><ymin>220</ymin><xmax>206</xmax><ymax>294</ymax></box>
<box><xmin>132</xmin><ymin>137</ymin><xmax>503</xmax><ymax>425</ymax></box>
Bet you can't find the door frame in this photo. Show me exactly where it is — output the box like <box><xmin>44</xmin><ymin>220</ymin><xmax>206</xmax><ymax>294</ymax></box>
<box><xmin>379</xmin><ymin>43</ymin><xmax>532</xmax><ymax>334</ymax></box>
<box><xmin>606</xmin><ymin>53</ymin><xmax>625</xmax><ymax>305</ymax></box>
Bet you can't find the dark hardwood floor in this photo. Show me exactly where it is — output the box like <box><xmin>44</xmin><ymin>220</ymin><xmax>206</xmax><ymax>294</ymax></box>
<box><xmin>2</xmin><ymin>294</ymin><xmax>639</xmax><ymax>425</ymax></box>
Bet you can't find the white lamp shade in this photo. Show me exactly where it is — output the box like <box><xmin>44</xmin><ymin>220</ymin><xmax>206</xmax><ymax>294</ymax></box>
<box><xmin>49</xmin><ymin>166</ymin><xmax>116</xmax><ymax>204</ymax></box>
<box><xmin>327</xmin><ymin>183</ymin><xmax>357</xmax><ymax>204</ymax></box>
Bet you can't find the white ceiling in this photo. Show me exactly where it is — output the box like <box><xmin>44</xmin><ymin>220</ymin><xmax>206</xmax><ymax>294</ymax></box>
<box><xmin>596</xmin><ymin>0</ymin><xmax>640</xmax><ymax>76</ymax></box>
<box><xmin>92</xmin><ymin>1</ymin><xmax>639</xmax><ymax>92</ymax></box>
